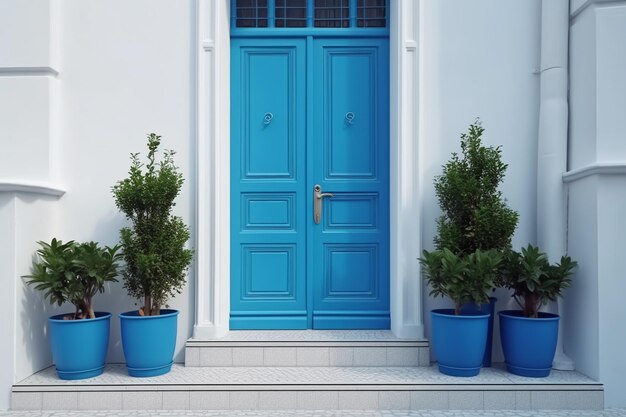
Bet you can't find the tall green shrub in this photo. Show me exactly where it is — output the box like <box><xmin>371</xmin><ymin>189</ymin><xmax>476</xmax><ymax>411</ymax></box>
<box><xmin>112</xmin><ymin>134</ymin><xmax>194</xmax><ymax>316</ymax></box>
<box><xmin>434</xmin><ymin>120</ymin><xmax>519</xmax><ymax>254</ymax></box>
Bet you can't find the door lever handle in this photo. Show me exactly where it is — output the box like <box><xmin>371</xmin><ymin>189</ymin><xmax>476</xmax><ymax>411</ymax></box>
<box><xmin>313</xmin><ymin>184</ymin><xmax>333</xmax><ymax>225</ymax></box>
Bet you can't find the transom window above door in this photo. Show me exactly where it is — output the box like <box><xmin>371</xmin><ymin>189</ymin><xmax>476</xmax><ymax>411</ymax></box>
<box><xmin>232</xmin><ymin>0</ymin><xmax>387</xmax><ymax>30</ymax></box>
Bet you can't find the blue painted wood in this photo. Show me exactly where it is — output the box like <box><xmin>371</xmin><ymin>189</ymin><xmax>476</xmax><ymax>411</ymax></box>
<box><xmin>230</xmin><ymin>38</ymin><xmax>308</xmax><ymax>329</ymax></box>
<box><xmin>230</xmin><ymin>34</ymin><xmax>389</xmax><ymax>330</ymax></box>
<box><xmin>311</xmin><ymin>37</ymin><xmax>390</xmax><ymax>329</ymax></box>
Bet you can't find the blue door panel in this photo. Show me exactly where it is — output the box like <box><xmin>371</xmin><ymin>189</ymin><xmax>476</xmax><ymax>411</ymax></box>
<box><xmin>231</xmin><ymin>36</ymin><xmax>389</xmax><ymax>330</ymax></box>
<box><xmin>231</xmin><ymin>38</ymin><xmax>307</xmax><ymax>329</ymax></box>
<box><xmin>311</xmin><ymin>38</ymin><xmax>390</xmax><ymax>329</ymax></box>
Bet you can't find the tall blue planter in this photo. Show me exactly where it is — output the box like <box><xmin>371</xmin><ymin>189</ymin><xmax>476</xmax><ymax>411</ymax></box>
<box><xmin>48</xmin><ymin>312</ymin><xmax>111</xmax><ymax>380</ymax></box>
<box><xmin>499</xmin><ymin>310</ymin><xmax>559</xmax><ymax>377</ymax></box>
<box><xmin>431</xmin><ymin>309</ymin><xmax>490</xmax><ymax>377</ymax></box>
<box><xmin>119</xmin><ymin>309</ymin><xmax>179</xmax><ymax>377</ymax></box>
<box><xmin>461</xmin><ymin>297</ymin><xmax>497</xmax><ymax>367</ymax></box>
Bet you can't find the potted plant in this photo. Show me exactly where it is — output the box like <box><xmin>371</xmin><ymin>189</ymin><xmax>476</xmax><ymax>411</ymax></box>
<box><xmin>112</xmin><ymin>133</ymin><xmax>193</xmax><ymax>377</ymax></box>
<box><xmin>432</xmin><ymin>120</ymin><xmax>519</xmax><ymax>366</ymax></box>
<box><xmin>419</xmin><ymin>248</ymin><xmax>502</xmax><ymax>376</ymax></box>
<box><xmin>24</xmin><ymin>239</ymin><xmax>121</xmax><ymax>379</ymax></box>
<box><xmin>498</xmin><ymin>244</ymin><xmax>577</xmax><ymax>377</ymax></box>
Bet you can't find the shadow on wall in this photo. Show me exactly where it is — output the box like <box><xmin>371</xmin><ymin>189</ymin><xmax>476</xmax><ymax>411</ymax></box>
<box><xmin>19</xmin><ymin>280</ymin><xmax>56</xmax><ymax>376</ymax></box>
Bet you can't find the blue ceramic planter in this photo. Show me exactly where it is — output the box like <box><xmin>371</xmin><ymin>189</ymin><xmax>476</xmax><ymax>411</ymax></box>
<box><xmin>119</xmin><ymin>309</ymin><xmax>179</xmax><ymax>377</ymax></box>
<box><xmin>431</xmin><ymin>309</ymin><xmax>490</xmax><ymax>377</ymax></box>
<box><xmin>499</xmin><ymin>310</ymin><xmax>559</xmax><ymax>377</ymax></box>
<box><xmin>461</xmin><ymin>297</ymin><xmax>497</xmax><ymax>367</ymax></box>
<box><xmin>48</xmin><ymin>312</ymin><xmax>111</xmax><ymax>380</ymax></box>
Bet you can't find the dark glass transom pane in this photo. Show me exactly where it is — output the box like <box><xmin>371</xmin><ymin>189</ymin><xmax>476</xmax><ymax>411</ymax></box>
<box><xmin>314</xmin><ymin>0</ymin><xmax>349</xmax><ymax>28</ymax></box>
<box><xmin>236</xmin><ymin>0</ymin><xmax>268</xmax><ymax>28</ymax></box>
<box><xmin>357</xmin><ymin>0</ymin><xmax>386</xmax><ymax>27</ymax></box>
<box><xmin>276</xmin><ymin>0</ymin><xmax>308</xmax><ymax>27</ymax></box>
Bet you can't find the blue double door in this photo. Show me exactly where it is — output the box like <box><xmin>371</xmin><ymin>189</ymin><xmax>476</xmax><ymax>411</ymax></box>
<box><xmin>231</xmin><ymin>37</ymin><xmax>389</xmax><ymax>329</ymax></box>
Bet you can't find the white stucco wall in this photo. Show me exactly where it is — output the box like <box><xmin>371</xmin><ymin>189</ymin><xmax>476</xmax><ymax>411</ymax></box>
<box><xmin>568</xmin><ymin>0</ymin><xmax>626</xmax><ymax>407</ymax></box>
<box><xmin>3</xmin><ymin>0</ymin><xmax>626</xmax><ymax>411</ymax></box>
<box><xmin>419</xmin><ymin>0</ymin><xmax>541</xmax><ymax>362</ymax></box>
<box><xmin>0</xmin><ymin>0</ymin><xmax>64</xmax><ymax>410</ymax></box>
<box><xmin>54</xmin><ymin>0</ymin><xmax>197</xmax><ymax>364</ymax></box>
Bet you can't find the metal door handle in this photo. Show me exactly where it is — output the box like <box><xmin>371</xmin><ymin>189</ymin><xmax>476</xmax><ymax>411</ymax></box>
<box><xmin>313</xmin><ymin>184</ymin><xmax>333</xmax><ymax>225</ymax></box>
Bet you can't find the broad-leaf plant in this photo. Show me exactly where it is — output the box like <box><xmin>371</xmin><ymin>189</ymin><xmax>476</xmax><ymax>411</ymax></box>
<box><xmin>499</xmin><ymin>244</ymin><xmax>577</xmax><ymax>318</ymax></box>
<box><xmin>24</xmin><ymin>239</ymin><xmax>121</xmax><ymax>320</ymax></box>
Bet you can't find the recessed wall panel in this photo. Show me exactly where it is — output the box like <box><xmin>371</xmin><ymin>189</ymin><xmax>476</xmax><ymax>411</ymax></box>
<box><xmin>243</xmin><ymin>245</ymin><xmax>296</xmax><ymax>298</ymax></box>
<box><xmin>242</xmin><ymin>193</ymin><xmax>295</xmax><ymax>231</ymax></box>
<box><xmin>324</xmin><ymin>244</ymin><xmax>378</xmax><ymax>297</ymax></box>
<box><xmin>324</xmin><ymin>48</ymin><xmax>377</xmax><ymax>179</ymax></box>
<box><xmin>326</xmin><ymin>193</ymin><xmax>378</xmax><ymax>230</ymax></box>
<box><xmin>242</xmin><ymin>47</ymin><xmax>297</xmax><ymax>179</ymax></box>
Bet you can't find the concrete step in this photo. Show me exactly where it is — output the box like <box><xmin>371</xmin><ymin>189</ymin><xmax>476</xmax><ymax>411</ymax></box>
<box><xmin>185</xmin><ymin>330</ymin><xmax>430</xmax><ymax>367</ymax></box>
<box><xmin>12</xmin><ymin>364</ymin><xmax>603</xmax><ymax>411</ymax></box>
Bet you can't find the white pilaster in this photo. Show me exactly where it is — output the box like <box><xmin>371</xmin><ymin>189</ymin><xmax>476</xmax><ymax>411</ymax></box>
<box><xmin>390</xmin><ymin>0</ymin><xmax>424</xmax><ymax>340</ymax></box>
<box><xmin>193</xmin><ymin>0</ymin><xmax>230</xmax><ymax>339</ymax></box>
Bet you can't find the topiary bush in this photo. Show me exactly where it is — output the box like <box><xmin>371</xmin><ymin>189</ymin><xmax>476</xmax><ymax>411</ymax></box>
<box><xmin>434</xmin><ymin>120</ymin><xmax>519</xmax><ymax>255</ymax></box>
<box><xmin>112</xmin><ymin>133</ymin><xmax>194</xmax><ymax>316</ymax></box>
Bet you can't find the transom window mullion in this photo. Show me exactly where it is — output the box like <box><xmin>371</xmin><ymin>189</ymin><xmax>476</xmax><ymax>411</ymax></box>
<box><xmin>268</xmin><ymin>0</ymin><xmax>276</xmax><ymax>27</ymax></box>
<box><xmin>349</xmin><ymin>0</ymin><xmax>357</xmax><ymax>28</ymax></box>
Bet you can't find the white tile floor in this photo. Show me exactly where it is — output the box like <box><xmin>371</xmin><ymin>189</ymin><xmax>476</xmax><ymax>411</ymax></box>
<box><xmin>15</xmin><ymin>363</ymin><xmax>599</xmax><ymax>387</ymax></box>
<box><xmin>0</xmin><ymin>409</ymin><xmax>624</xmax><ymax>417</ymax></box>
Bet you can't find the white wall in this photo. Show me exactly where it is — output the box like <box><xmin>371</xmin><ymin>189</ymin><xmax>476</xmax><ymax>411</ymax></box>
<box><xmin>568</xmin><ymin>0</ymin><xmax>626</xmax><ymax>407</ymax></box>
<box><xmin>0</xmin><ymin>0</ymin><xmax>63</xmax><ymax>410</ymax></box>
<box><xmin>419</xmin><ymin>0</ymin><xmax>541</xmax><ymax>362</ymax></box>
<box><xmin>55</xmin><ymin>0</ymin><xmax>196</xmax><ymax>363</ymax></box>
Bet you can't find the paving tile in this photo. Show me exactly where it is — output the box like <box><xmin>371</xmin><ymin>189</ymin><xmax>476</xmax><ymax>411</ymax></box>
<box><xmin>378</xmin><ymin>391</ymin><xmax>410</xmax><ymax>409</ymax></box>
<box><xmin>411</xmin><ymin>391</ymin><xmax>449</xmax><ymax>410</ymax></box>
<box><xmin>122</xmin><ymin>391</ymin><xmax>162</xmax><ymax>410</ymax></box>
<box><xmin>296</xmin><ymin>391</ymin><xmax>339</xmax><ymax>409</ymax></box>
<box><xmin>531</xmin><ymin>391</ymin><xmax>568</xmax><ymax>409</ymax></box>
<box><xmin>2</xmin><ymin>408</ymin><xmax>625</xmax><ymax>416</ymax></box>
<box><xmin>338</xmin><ymin>391</ymin><xmax>379</xmax><ymax>410</ymax></box>
<box><xmin>296</xmin><ymin>347</ymin><xmax>330</xmax><ymax>366</ymax></box>
<box><xmin>386</xmin><ymin>347</ymin><xmax>419</xmax><ymax>366</ymax></box>
<box><xmin>449</xmin><ymin>391</ymin><xmax>484</xmax><ymax>410</ymax></box>
<box><xmin>484</xmin><ymin>391</ymin><xmax>515</xmax><ymax>409</ymax></box>
<box><xmin>189</xmin><ymin>391</ymin><xmax>229</xmax><ymax>410</ymax></box>
<box><xmin>162</xmin><ymin>391</ymin><xmax>190</xmax><ymax>410</ymax></box>
<box><xmin>233</xmin><ymin>347</ymin><xmax>264</xmax><ymax>366</ymax></box>
<box><xmin>42</xmin><ymin>392</ymin><xmax>78</xmax><ymax>410</ymax></box>
<box><xmin>353</xmin><ymin>347</ymin><xmax>387</xmax><ymax>366</ymax></box>
<box><xmin>264</xmin><ymin>347</ymin><xmax>297</xmax><ymax>366</ymax></box>
<box><xmin>11</xmin><ymin>392</ymin><xmax>42</xmax><ymax>410</ymax></box>
<box><xmin>230</xmin><ymin>391</ymin><xmax>259</xmax><ymax>409</ymax></box>
<box><xmin>258</xmin><ymin>391</ymin><xmax>298</xmax><ymax>409</ymax></box>
<box><xmin>418</xmin><ymin>347</ymin><xmax>431</xmax><ymax>366</ymax></box>
<box><xmin>185</xmin><ymin>347</ymin><xmax>200</xmax><ymax>366</ymax></box>
<box><xmin>329</xmin><ymin>347</ymin><xmax>354</xmax><ymax>366</ymax></box>
<box><xmin>515</xmin><ymin>390</ymin><xmax>532</xmax><ymax>409</ymax></box>
<box><xmin>14</xmin><ymin>363</ymin><xmax>597</xmax><ymax>386</ymax></box>
<box><xmin>200</xmin><ymin>347</ymin><xmax>233</xmax><ymax>366</ymax></box>
<box><xmin>77</xmin><ymin>391</ymin><xmax>122</xmax><ymax>410</ymax></box>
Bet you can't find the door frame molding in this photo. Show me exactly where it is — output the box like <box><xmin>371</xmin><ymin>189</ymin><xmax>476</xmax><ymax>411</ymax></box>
<box><xmin>193</xmin><ymin>0</ymin><xmax>424</xmax><ymax>340</ymax></box>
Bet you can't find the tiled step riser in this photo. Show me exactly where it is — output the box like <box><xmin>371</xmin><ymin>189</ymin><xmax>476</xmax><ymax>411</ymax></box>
<box><xmin>185</xmin><ymin>346</ymin><xmax>430</xmax><ymax>367</ymax></box>
<box><xmin>12</xmin><ymin>389</ymin><xmax>604</xmax><ymax>411</ymax></box>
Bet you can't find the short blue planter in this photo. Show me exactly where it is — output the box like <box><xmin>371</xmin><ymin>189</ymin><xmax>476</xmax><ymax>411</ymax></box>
<box><xmin>461</xmin><ymin>297</ymin><xmax>497</xmax><ymax>367</ymax></box>
<box><xmin>48</xmin><ymin>312</ymin><xmax>111</xmax><ymax>380</ymax></box>
<box><xmin>431</xmin><ymin>309</ymin><xmax>490</xmax><ymax>377</ymax></box>
<box><xmin>119</xmin><ymin>309</ymin><xmax>179</xmax><ymax>377</ymax></box>
<box><xmin>499</xmin><ymin>310</ymin><xmax>559</xmax><ymax>377</ymax></box>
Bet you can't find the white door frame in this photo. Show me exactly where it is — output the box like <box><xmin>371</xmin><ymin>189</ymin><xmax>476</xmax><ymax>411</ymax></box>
<box><xmin>192</xmin><ymin>0</ymin><xmax>424</xmax><ymax>340</ymax></box>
